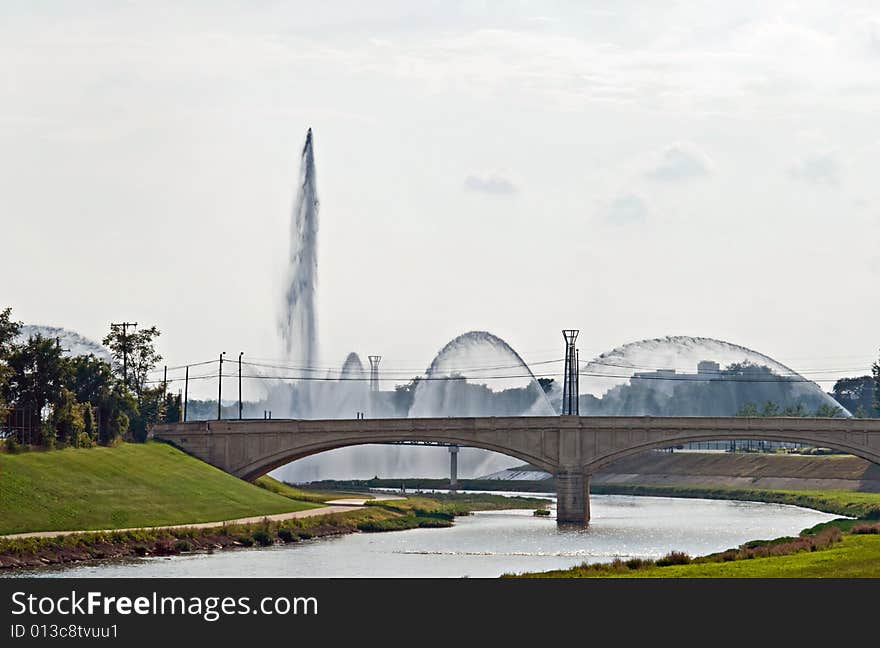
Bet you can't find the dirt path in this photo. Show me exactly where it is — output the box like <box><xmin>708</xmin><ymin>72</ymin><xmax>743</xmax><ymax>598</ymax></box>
<box><xmin>1</xmin><ymin>505</ymin><xmax>363</xmax><ymax>541</ymax></box>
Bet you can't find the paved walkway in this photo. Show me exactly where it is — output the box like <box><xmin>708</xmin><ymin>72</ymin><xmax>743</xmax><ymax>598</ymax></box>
<box><xmin>2</xmin><ymin>492</ymin><xmax>411</xmax><ymax>541</ymax></box>
<box><xmin>1</xmin><ymin>505</ymin><xmax>363</xmax><ymax>540</ymax></box>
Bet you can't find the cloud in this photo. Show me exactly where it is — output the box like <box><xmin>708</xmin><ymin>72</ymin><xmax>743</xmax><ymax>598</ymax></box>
<box><xmin>607</xmin><ymin>192</ymin><xmax>648</xmax><ymax>224</ymax></box>
<box><xmin>464</xmin><ymin>173</ymin><xmax>517</xmax><ymax>195</ymax></box>
<box><xmin>789</xmin><ymin>152</ymin><xmax>840</xmax><ymax>185</ymax></box>
<box><xmin>644</xmin><ymin>142</ymin><xmax>713</xmax><ymax>181</ymax></box>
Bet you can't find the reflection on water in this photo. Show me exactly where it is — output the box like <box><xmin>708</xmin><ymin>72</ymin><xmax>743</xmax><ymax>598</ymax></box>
<box><xmin>9</xmin><ymin>495</ymin><xmax>838</xmax><ymax>578</ymax></box>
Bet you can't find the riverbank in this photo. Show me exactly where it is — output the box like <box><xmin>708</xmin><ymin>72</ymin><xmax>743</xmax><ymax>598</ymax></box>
<box><xmin>0</xmin><ymin>493</ymin><xmax>550</xmax><ymax>571</ymax></box>
<box><xmin>511</xmin><ymin>518</ymin><xmax>880</xmax><ymax>578</ymax></box>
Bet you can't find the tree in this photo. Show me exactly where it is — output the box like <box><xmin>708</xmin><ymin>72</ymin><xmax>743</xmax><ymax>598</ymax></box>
<box><xmin>66</xmin><ymin>354</ymin><xmax>135</xmax><ymax>444</ymax></box>
<box><xmin>392</xmin><ymin>377</ymin><xmax>422</xmax><ymax>415</ymax></box>
<box><xmin>102</xmin><ymin>325</ymin><xmax>162</xmax><ymax>400</ymax></box>
<box><xmin>0</xmin><ymin>307</ymin><xmax>22</xmax><ymax>417</ymax></box>
<box><xmin>3</xmin><ymin>334</ymin><xmax>69</xmax><ymax>444</ymax></box>
<box><xmin>781</xmin><ymin>403</ymin><xmax>809</xmax><ymax>417</ymax></box>
<box><xmin>831</xmin><ymin>376</ymin><xmax>877</xmax><ymax>417</ymax></box>
<box><xmin>50</xmin><ymin>387</ymin><xmax>87</xmax><ymax>447</ymax></box>
<box><xmin>814</xmin><ymin>403</ymin><xmax>844</xmax><ymax>418</ymax></box>
<box><xmin>760</xmin><ymin>401</ymin><xmax>780</xmax><ymax>417</ymax></box>
<box><xmin>736</xmin><ymin>403</ymin><xmax>759</xmax><ymax>416</ymax></box>
<box><xmin>538</xmin><ymin>378</ymin><xmax>555</xmax><ymax>394</ymax></box>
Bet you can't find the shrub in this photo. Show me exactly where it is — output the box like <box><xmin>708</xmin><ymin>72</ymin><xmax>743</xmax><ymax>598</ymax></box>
<box><xmin>236</xmin><ymin>536</ymin><xmax>254</xmax><ymax>547</ymax></box>
<box><xmin>252</xmin><ymin>530</ymin><xmax>273</xmax><ymax>547</ymax></box>
<box><xmin>656</xmin><ymin>551</ymin><xmax>692</xmax><ymax>567</ymax></box>
<box><xmin>624</xmin><ymin>558</ymin><xmax>651</xmax><ymax>570</ymax></box>
<box><xmin>852</xmin><ymin>523</ymin><xmax>880</xmax><ymax>535</ymax></box>
<box><xmin>277</xmin><ymin>528</ymin><xmax>299</xmax><ymax>543</ymax></box>
<box><xmin>174</xmin><ymin>540</ymin><xmax>192</xmax><ymax>552</ymax></box>
<box><xmin>4</xmin><ymin>435</ymin><xmax>21</xmax><ymax>454</ymax></box>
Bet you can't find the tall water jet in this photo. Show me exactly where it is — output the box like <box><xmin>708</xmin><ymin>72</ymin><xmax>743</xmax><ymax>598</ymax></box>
<box><xmin>279</xmin><ymin>128</ymin><xmax>319</xmax><ymax>416</ymax></box>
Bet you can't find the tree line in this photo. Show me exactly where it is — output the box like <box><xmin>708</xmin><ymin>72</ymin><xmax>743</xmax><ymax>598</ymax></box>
<box><xmin>0</xmin><ymin>307</ymin><xmax>176</xmax><ymax>450</ymax></box>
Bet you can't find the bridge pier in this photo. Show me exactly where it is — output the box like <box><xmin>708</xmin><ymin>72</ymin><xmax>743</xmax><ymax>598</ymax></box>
<box><xmin>555</xmin><ymin>468</ymin><xmax>590</xmax><ymax>525</ymax></box>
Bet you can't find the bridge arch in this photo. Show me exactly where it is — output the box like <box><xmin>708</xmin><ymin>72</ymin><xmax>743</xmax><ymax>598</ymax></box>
<box><xmin>584</xmin><ymin>431</ymin><xmax>880</xmax><ymax>474</ymax></box>
<box><xmin>236</xmin><ymin>434</ymin><xmax>557</xmax><ymax>481</ymax></box>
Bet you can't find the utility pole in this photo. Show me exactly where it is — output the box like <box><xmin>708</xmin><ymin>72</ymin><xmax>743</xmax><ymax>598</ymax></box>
<box><xmin>111</xmin><ymin>322</ymin><xmax>137</xmax><ymax>389</ymax></box>
<box><xmin>162</xmin><ymin>365</ymin><xmax>168</xmax><ymax>423</ymax></box>
<box><xmin>218</xmin><ymin>352</ymin><xmax>226</xmax><ymax>421</ymax></box>
<box><xmin>238</xmin><ymin>352</ymin><xmax>244</xmax><ymax>420</ymax></box>
<box><xmin>183</xmin><ymin>366</ymin><xmax>189</xmax><ymax>422</ymax></box>
<box><xmin>562</xmin><ymin>330</ymin><xmax>580</xmax><ymax>416</ymax></box>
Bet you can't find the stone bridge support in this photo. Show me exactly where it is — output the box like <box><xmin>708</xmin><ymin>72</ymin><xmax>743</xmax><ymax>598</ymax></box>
<box><xmin>555</xmin><ymin>468</ymin><xmax>591</xmax><ymax>524</ymax></box>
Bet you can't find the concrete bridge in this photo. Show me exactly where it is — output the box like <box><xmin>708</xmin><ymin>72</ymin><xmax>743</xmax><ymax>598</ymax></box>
<box><xmin>151</xmin><ymin>416</ymin><xmax>880</xmax><ymax>524</ymax></box>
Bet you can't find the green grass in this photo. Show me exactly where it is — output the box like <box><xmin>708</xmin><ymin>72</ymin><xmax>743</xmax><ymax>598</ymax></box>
<box><xmin>253</xmin><ymin>476</ymin><xmax>369</xmax><ymax>503</ymax></box>
<box><xmin>595</xmin><ymin>535</ymin><xmax>880</xmax><ymax>578</ymax></box>
<box><xmin>0</xmin><ymin>442</ymin><xmax>319</xmax><ymax>535</ymax></box>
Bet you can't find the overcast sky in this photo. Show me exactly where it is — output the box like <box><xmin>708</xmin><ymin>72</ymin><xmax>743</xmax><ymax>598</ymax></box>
<box><xmin>3</xmin><ymin>1</ymin><xmax>879</xmax><ymax>398</ymax></box>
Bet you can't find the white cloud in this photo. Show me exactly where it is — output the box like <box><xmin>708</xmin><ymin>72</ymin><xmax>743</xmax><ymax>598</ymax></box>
<box><xmin>464</xmin><ymin>173</ymin><xmax>517</xmax><ymax>195</ymax></box>
<box><xmin>644</xmin><ymin>142</ymin><xmax>713</xmax><ymax>181</ymax></box>
<box><xmin>607</xmin><ymin>193</ymin><xmax>649</xmax><ymax>224</ymax></box>
<box><xmin>789</xmin><ymin>152</ymin><xmax>840</xmax><ymax>185</ymax></box>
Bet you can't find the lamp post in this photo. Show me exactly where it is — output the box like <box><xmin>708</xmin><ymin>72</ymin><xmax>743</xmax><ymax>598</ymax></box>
<box><xmin>238</xmin><ymin>352</ymin><xmax>244</xmax><ymax>420</ymax></box>
<box><xmin>217</xmin><ymin>352</ymin><xmax>226</xmax><ymax>420</ymax></box>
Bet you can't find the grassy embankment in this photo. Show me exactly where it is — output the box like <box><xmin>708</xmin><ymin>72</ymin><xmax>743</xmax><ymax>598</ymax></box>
<box><xmin>0</xmin><ymin>442</ymin><xmax>549</xmax><ymax>570</ymax></box>
<box><xmin>510</xmin><ymin>485</ymin><xmax>880</xmax><ymax>578</ymax></box>
<box><xmin>511</xmin><ymin>518</ymin><xmax>880</xmax><ymax>578</ymax></box>
<box><xmin>0</xmin><ymin>442</ymin><xmax>321</xmax><ymax>535</ymax></box>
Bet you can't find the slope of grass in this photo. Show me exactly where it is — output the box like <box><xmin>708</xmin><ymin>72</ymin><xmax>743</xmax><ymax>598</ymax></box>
<box><xmin>0</xmin><ymin>442</ymin><xmax>319</xmax><ymax>535</ymax></box>
<box><xmin>594</xmin><ymin>535</ymin><xmax>880</xmax><ymax>578</ymax></box>
<box><xmin>253</xmin><ymin>476</ymin><xmax>368</xmax><ymax>503</ymax></box>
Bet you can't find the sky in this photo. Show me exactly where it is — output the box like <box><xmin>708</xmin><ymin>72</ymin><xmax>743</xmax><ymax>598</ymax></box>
<box><xmin>2</xmin><ymin>1</ymin><xmax>879</xmax><ymax>399</ymax></box>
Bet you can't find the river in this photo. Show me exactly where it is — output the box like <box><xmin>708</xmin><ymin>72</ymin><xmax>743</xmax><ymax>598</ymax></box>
<box><xmin>8</xmin><ymin>493</ymin><xmax>839</xmax><ymax>578</ymax></box>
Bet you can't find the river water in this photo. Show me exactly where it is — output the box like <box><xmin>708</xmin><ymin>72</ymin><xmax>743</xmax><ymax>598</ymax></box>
<box><xmin>9</xmin><ymin>494</ymin><xmax>838</xmax><ymax>578</ymax></box>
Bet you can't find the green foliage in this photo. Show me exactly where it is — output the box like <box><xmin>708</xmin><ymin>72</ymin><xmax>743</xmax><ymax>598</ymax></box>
<box><xmin>50</xmin><ymin>388</ymin><xmax>86</xmax><ymax>446</ymax></box>
<box><xmin>831</xmin><ymin>375</ymin><xmax>878</xmax><ymax>417</ymax></box>
<box><xmin>105</xmin><ymin>409</ymin><xmax>129</xmax><ymax>445</ymax></box>
<box><xmin>101</xmin><ymin>325</ymin><xmax>162</xmax><ymax>399</ymax></box>
<box><xmin>392</xmin><ymin>376</ymin><xmax>422</xmax><ymax>414</ymax></box>
<box><xmin>736</xmin><ymin>403</ymin><xmax>759</xmax><ymax>416</ymax></box>
<box><xmin>761</xmin><ymin>401</ymin><xmax>780</xmax><ymax>417</ymax></box>
<box><xmin>164</xmin><ymin>392</ymin><xmax>182</xmax><ymax>423</ymax></box>
<box><xmin>655</xmin><ymin>551</ymin><xmax>692</xmax><ymax>566</ymax></box>
<box><xmin>252</xmin><ymin>530</ymin><xmax>273</xmax><ymax>546</ymax></box>
<box><xmin>814</xmin><ymin>403</ymin><xmax>844</xmax><ymax>418</ymax></box>
<box><xmin>277</xmin><ymin>528</ymin><xmax>299</xmax><ymax>543</ymax></box>
<box><xmin>0</xmin><ymin>307</ymin><xmax>145</xmax><ymax>448</ymax></box>
<box><xmin>736</xmin><ymin>400</ymin><xmax>844</xmax><ymax>418</ymax></box>
<box><xmin>0</xmin><ymin>307</ymin><xmax>22</xmax><ymax>415</ymax></box>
